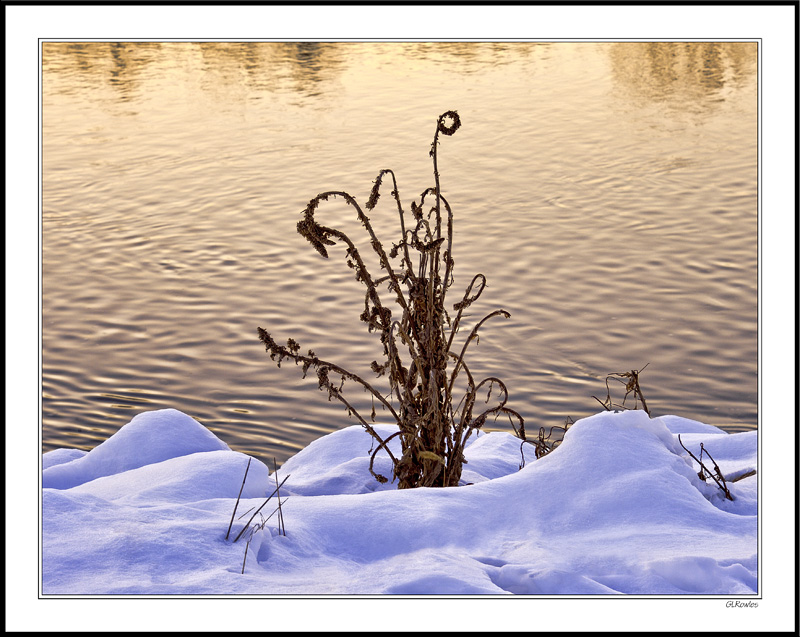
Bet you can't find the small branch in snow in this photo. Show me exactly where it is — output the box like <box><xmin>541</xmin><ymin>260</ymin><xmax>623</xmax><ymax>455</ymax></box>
<box><xmin>274</xmin><ymin>457</ymin><xmax>286</xmax><ymax>537</ymax></box>
<box><xmin>727</xmin><ymin>468</ymin><xmax>756</xmax><ymax>483</ymax></box>
<box><xmin>593</xmin><ymin>364</ymin><xmax>651</xmax><ymax>416</ymax></box>
<box><xmin>234</xmin><ymin>473</ymin><xmax>291</xmax><ymax>543</ymax></box>
<box><xmin>519</xmin><ymin>416</ymin><xmax>574</xmax><ymax>468</ymax></box>
<box><xmin>678</xmin><ymin>434</ymin><xmax>734</xmax><ymax>501</ymax></box>
<box><xmin>226</xmin><ymin>457</ymin><xmax>252</xmax><ymax>540</ymax></box>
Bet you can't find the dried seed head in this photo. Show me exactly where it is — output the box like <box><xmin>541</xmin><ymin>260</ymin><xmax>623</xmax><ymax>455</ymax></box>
<box><xmin>366</xmin><ymin>174</ymin><xmax>383</xmax><ymax>210</ymax></box>
<box><xmin>437</xmin><ymin>110</ymin><xmax>461</xmax><ymax>136</ymax></box>
<box><xmin>286</xmin><ymin>338</ymin><xmax>300</xmax><ymax>355</ymax></box>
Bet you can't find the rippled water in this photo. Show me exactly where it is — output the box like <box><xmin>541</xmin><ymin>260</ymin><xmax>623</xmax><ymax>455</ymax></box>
<box><xmin>42</xmin><ymin>42</ymin><xmax>758</xmax><ymax>464</ymax></box>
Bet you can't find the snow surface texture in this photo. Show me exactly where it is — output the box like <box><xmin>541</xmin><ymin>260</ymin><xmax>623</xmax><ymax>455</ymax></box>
<box><xmin>41</xmin><ymin>408</ymin><xmax>758</xmax><ymax>595</ymax></box>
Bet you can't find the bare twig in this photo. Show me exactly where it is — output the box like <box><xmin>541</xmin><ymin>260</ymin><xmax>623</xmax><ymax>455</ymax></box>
<box><xmin>242</xmin><ymin>538</ymin><xmax>250</xmax><ymax>574</ymax></box>
<box><xmin>274</xmin><ymin>457</ymin><xmax>286</xmax><ymax>537</ymax></box>
<box><xmin>593</xmin><ymin>364</ymin><xmax>651</xmax><ymax>416</ymax></box>
<box><xmin>234</xmin><ymin>473</ymin><xmax>291</xmax><ymax>543</ymax></box>
<box><xmin>728</xmin><ymin>469</ymin><xmax>756</xmax><ymax>483</ymax></box>
<box><xmin>678</xmin><ymin>434</ymin><xmax>734</xmax><ymax>501</ymax></box>
<box><xmin>226</xmin><ymin>457</ymin><xmax>252</xmax><ymax>540</ymax></box>
<box><xmin>520</xmin><ymin>416</ymin><xmax>574</xmax><ymax>468</ymax></box>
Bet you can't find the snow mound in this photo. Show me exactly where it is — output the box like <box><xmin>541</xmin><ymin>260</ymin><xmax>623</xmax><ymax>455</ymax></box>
<box><xmin>42</xmin><ymin>409</ymin><xmax>229</xmax><ymax>489</ymax></box>
<box><xmin>659</xmin><ymin>414</ymin><xmax>728</xmax><ymax>434</ymax></box>
<box><xmin>41</xmin><ymin>408</ymin><xmax>758</xmax><ymax>596</ymax></box>
<box><xmin>42</xmin><ymin>447</ymin><xmax>87</xmax><ymax>470</ymax></box>
<box><xmin>68</xmin><ymin>450</ymin><xmax>272</xmax><ymax>505</ymax></box>
<box><xmin>460</xmin><ymin>430</ymin><xmax>527</xmax><ymax>483</ymax></box>
<box><xmin>280</xmin><ymin>424</ymin><xmax>402</xmax><ymax>495</ymax></box>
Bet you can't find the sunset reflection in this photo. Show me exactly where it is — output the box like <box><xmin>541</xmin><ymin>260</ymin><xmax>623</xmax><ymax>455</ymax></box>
<box><xmin>608</xmin><ymin>42</ymin><xmax>757</xmax><ymax>109</ymax></box>
<box><xmin>42</xmin><ymin>41</ymin><xmax>757</xmax><ymax>461</ymax></box>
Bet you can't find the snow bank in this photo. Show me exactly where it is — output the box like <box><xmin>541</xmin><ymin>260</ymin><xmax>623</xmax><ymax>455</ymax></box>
<box><xmin>41</xmin><ymin>408</ymin><xmax>758</xmax><ymax>596</ymax></box>
<box><xmin>42</xmin><ymin>409</ymin><xmax>230</xmax><ymax>489</ymax></box>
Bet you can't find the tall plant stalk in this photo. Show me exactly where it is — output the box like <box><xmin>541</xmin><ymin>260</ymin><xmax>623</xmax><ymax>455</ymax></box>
<box><xmin>258</xmin><ymin>111</ymin><xmax>525</xmax><ymax>488</ymax></box>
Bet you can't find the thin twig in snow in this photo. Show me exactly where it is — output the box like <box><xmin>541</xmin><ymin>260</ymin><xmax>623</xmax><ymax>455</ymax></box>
<box><xmin>226</xmin><ymin>457</ymin><xmax>252</xmax><ymax>540</ymax></box>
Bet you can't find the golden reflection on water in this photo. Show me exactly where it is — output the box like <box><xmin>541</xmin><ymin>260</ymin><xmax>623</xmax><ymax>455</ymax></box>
<box><xmin>43</xmin><ymin>41</ymin><xmax>757</xmax><ymax>111</ymax></box>
<box><xmin>42</xmin><ymin>42</ymin><xmax>161</xmax><ymax>102</ymax></box>
<box><xmin>609</xmin><ymin>42</ymin><xmax>756</xmax><ymax>108</ymax></box>
<box><xmin>197</xmin><ymin>42</ymin><xmax>348</xmax><ymax>97</ymax></box>
<box><xmin>43</xmin><ymin>41</ymin><xmax>350</xmax><ymax>102</ymax></box>
<box><xmin>41</xmin><ymin>41</ymin><xmax>758</xmax><ymax>462</ymax></box>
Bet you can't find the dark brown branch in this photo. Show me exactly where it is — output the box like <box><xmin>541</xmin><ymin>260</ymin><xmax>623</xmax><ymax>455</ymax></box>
<box><xmin>226</xmin><ymin>457</ymin><xmax>252</xmax><ymax>540</ymax></box>
<box><xmin>678</xmin><ymin>434</ymin><xmax>733</xmax><ymax>501</ymax></box>
<box><xmin>234</xmin><ymin>473</ymin><xmax>292</xmax><ymax>543</ymax></box>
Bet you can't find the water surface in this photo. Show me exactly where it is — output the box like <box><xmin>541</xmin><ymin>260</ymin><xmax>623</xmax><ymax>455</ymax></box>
<box><xmin>42</xmin><ymin>42</ymin><xmax>758</xmax><ymax>464</ymax></box>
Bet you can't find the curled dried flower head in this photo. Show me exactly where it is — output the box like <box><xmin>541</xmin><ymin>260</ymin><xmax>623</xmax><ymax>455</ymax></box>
<box><xmin>437</xmin><ymin>110</ymin><xmax>461</xmax><ymax>136</ymax></box>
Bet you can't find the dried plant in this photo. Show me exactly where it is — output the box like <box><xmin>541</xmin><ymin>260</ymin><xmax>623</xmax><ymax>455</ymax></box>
<box><xmin>225</xmin><ymin>457</ymin><xmax>252</xmax><ymax>540</ymax></box>
<box><xmin>233</xmin><ymin>473</ymin><xmax>291</xmax><ymax>543</ymax></box>
<box><xmin>225</xmin><ymin>458</ymin><xmax>290</xmax><ymax>573</ymax></box>
<box><xmin>519</xmin><ymin>416</ymin><xmax>574</xmax><ymax>468</ymax></box>
<box><xmin>238</xmin><ymin>501</ymin><xmax>288</xmax><ymax>574</ymax></box>
<box><xmin>258</xmin><ymin>111</ymin><xmax>525</xmax><ymax>489</ymax></box>
<box><xmin>593</xmin><ymin>364</ymin><xmax>651</xmax><ymax>416</ymax></box>
<box><xmin>678</xmin><ymin>434</ymin><xmax>734</xmax><ymax>501</ymax></box>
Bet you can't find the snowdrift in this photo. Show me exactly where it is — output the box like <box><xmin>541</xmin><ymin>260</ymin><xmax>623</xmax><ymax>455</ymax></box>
<box><xmin>41</xmin><ymin>408</ymin><xmax>757</xmax><ymax>595</ymax></box>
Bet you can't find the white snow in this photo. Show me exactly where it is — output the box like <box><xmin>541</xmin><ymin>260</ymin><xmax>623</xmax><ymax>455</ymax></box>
<box><xmin>41</xmin><ymin>408</ymin><xmax>758</xmax><ymax>599</ymax></box>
